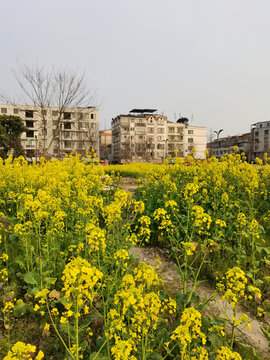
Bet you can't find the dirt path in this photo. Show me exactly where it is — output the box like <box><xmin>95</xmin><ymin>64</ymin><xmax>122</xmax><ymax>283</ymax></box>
<box><xmin>118</xmin><ymin>177</ymin><xmax>138</xmax><ymax>193</ymax></box>
<box><xmin>129</xmin><ymin>246</ymin><xmax>269</xmax><ymax>359</ymax></box>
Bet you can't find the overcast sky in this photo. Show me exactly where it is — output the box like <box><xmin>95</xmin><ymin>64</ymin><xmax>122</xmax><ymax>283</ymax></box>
<box><xmin>1</xmin><ymin>0</ymin><xmax>270</xmax><ymax>137</ymax></box>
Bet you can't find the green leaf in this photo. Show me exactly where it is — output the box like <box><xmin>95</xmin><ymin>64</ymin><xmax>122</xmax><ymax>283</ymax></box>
<box><xmin>208</xmin><ymin>333</ymin><xmax>223</xmax><ymax>351</ymax></box>
<box><xmin>254</xmin><ymin>278</ymin><xmax>263</xmax><ymax>287</ymax></box>
<box><xmin>15</xmin><ymin>255</ymin><xmax>27</xmax><ymax>270</ymax></box>
<box><xmin>14</xmin><ymin>299</ymin><xmax>28</xmax><ymax>317</ymax></box>
<box><xmin>146</xmin><ymin>352</ymin><xmax>163</xmax><ymax>360</ymax></box>
<box><xmin>261</xmin><ymin>326</ymin><xmax>270</xmax><ymax>341</ymax></box>
<box><xmin>44</xmin><ymin>277</ymin><xmax>57</xmax><ymax>285</ymax></box>
<box><xmin>23</xmin><ymin>271</ymin><xmax>40</xmax><ymax>285</ymax></box>
<box><xmin>236</xmin><ymin>342</ymin><xmax>262</xmax><ymax>360</ymax></box>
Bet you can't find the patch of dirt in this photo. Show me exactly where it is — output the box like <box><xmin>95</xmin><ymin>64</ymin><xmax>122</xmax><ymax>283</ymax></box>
<box><xmin>118</xmin><ymin>178</ymin><xmax>138</xmax><ymax>193</ymax></box>
<box><xmin>129</xmin><ymin>246</ymin><xmax>270</xmax><ymax>359</ymax></box>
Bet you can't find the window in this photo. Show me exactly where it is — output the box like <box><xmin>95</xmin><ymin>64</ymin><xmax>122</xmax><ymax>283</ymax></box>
<box><xmin>64</xmin><ymin>122</ymin><xmax>71</xmax><ymax>130</ymax></box>
<box><xmin>157</xmin><ymin>128</ymin><xmax>164</xmax><ymax>134</ymax></box>
<box><xmin>13</xmin><ymin>108</ymin><xmax>19</xmax><ymax>115</ymax></box>
<box><xmin>177</xmin><ymin>127</ymin><xmax>183</xmax><ymax>133</ymax></box>
<box><xmin>63</xmin><ymin>131</ymin><xmax>71</xmax><ymax>138</ymax></box>
<box><xmin>157</xmin><ymin>118</ymin><xmax>164</xmax><ymax>125</ymax></box>
<box><xmin>255</xmin><ymin>131</ymin><xmax>259</xmax><ymax>136</ymax></box>
<box><xmin>157</xmin><ymin>136</ymin><xmax>164</xmax><ymax>141</ymax></box>
<box><xmin>90</xmin><ymin>113</ymin><xmax>96</xmax><ymax>119</ymax></box>
<box><xmin>41</xmin><ymin>110</ymin><xmax>47</xmax><ymax>116</ymax></box>
<box><xmin>148</xmin><ymin>118</ymin><xmax>154</xmax><ymax>124</ymax></box>
<box><xmin>26</xmin><ymin>120</ymin><xmax>34</xmax><ymax>128</ymax></box>
<box><xmin>25</xmin><ymin>110</ymin><xmax>34</xmax><ymax>118</ymax></box>
<box><xmin>148</xmin><ymin>127</ymin><xmax>154</xmax><ymax>133</ymax></box>
<box><xmin>157</xmin><ymin>144</ymin><xmax>165</xmax><ymax>150</ymax></box>
<box><xmin>26</xmin><ymin>130</ymin><xmax>34</xmax><ymax>138</ymax></box>
<box><xmin>64</xmin><ymin>112</ymin><xmax>71</xmax><ymax>120</ymax></box>
<box><xmin>188</xmin><ymin>130</ymin><xmax>194</xmax><ymax>134</ymax></box>
<box><xmin>64</xmin><ymin>140</ymin><xmax>72</xmax><ymax>148</ymax></box>
<box><xmin>168</xmin><ymin>127</ymin><xmax>175</xmax><ymax>133</ymax></box>
<box><xmin>1</xmin><ymin>108</ymin><xmax>7</xmax><ymax>114</ymax></box>
<box><xmin>260</xmin><ymin>124</ymin><xmax>262</xmax><ymax>128</ymax></box>
<box><xmin>52</xmin><ymin>111</ymin><xmax>58</xmax><ymax>117</ymax></box>
<box><xmin>264</xmin><ymin>130</ymin><xmax>269</xmax><ymax>136</ymax></box>
<box><xmin>130</xmin><ymin>127</ymin><xmax>134</xmax><ymax>131</ymax></box>
<box><xmin>188</xmin><ymin>145</ymin><xmax>193</xmax><ymax>150</ymax></box>
<box><xmin>188</xmin><ymin>138</ymin><xmax>193</xmax><ymax>143</ymax></box>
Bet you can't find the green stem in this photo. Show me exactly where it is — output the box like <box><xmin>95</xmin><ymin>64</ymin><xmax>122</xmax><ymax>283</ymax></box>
<box><xmin>45</xmin><ymin>298</ymin><xmax>75</xmax><ymax>359</ymax></box>
<box><xmin>75</xmin><ymin>296</ymin><xmax>79</xmax><ymax>360</ymax></box>
<box><xmin>230</xmin><ymin>304</ymin><xmax>237</xmax><ymax>349</ymax></box>
<box><xmin>185</xmin><ymin>249</ymin><xmax>208</xmax><ymax>306</ymax></box>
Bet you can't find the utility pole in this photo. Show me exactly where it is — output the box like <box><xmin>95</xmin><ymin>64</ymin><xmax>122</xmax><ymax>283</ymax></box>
<box><xmin>214</xmin><ymin>129</ymin><xmax>223</xmax><ymax>158</ymax></box>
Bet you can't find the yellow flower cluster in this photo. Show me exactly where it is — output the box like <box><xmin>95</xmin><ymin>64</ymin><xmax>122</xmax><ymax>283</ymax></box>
<box><xmin>171</xmin><ymin>307</ymin><xmax>206</xmax><ymax>356</ymax></box>
<box><xmin>216</xmin><ymin>346</ymin><xmax>242</xmax><ymax>360</ymax></box>
<box><xmin>85</xmin><ymin>222</ymin><xmax>106</xmax><ymax>253</ymax></box>
<box><xmin>114</xmin><ymin>249</ymin><xmax>130</xmax><ymax>266</ymax></box>
<box><xmin>62</xmin><ymin>257</ymin><xmax>103</xmax><ymax>300</ymax></box>
<box><xmin>4</xmin><ymin>341</ymin><xmax>44</xmax><ymax>360</ymax></box>
<box><xmin>153</xmin><ymin>208</ymin><xmax>174</xmax><ymax>234</ymax></box>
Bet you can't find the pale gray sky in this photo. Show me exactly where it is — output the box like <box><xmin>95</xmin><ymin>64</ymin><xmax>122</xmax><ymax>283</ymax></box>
<box><xmin>1</xmin><ymin>0</ymin><xmax>270</xmax><ymax>137</ymax></box>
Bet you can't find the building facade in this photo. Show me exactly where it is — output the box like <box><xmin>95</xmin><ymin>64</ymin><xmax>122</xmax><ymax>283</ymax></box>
<box><xmin>112</xmin><ymin>109</ymin><xmax>168</xmax><ymax>164</ymax></box>
<box><xmin>99</xmin><ymin>129</ymin><xmax>112</xmax><ymax>163</ymax></box>
<box><xmin>250</xmin><ymin>121</ymin><xmax>270</xmax><ymax>160</ymax></box>
<box><xmin>0</xmin><ymin>103</ymin><xmax>99</xmax><ymax>160</ymax></box>
<box><xmin>111</xmin><ymin>109</ymin><xmax>207</xmax><ymax>163</ymax></box>
<box><xmin>207</xmin><ymin>133</ymin><xmax>251</xmax><ymax>159</ymax></box>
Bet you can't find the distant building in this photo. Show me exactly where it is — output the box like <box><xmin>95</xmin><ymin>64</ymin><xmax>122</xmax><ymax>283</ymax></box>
<box><xmin>207</xmin><ymin>133</ymin><xmax>251</xmax><ymax>159</ymax></box>
<box><xmin>251</xmin><ymin>121</ymin><xmax>270</xmax><ymax>160</ymax></box>
<box><xmin>111</xmin><ymin>109</ymin><xmax>207</xmax><ymax>163</ymax></box>
<box><xmin>99</xmin><ymin>129</ymin><xmax>112</xmax><ymax>163</ymax></box>
<box><xmin>183</xmin><ymin>125</ymin><xmax>207</xmax><ymax>158</ymax></box>
<box><xmin>0</xmin><ymin>103</ymin><xmax>99</xmax><ymax>161</ymax></box>
<box><xmin>111</xmin><ymin>109</ymin><xmax>168</xmax><ymax>164</ymax></box>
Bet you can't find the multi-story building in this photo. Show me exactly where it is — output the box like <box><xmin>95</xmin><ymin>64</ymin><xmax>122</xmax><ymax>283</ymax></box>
<box><xmin>167</xmin><ymin>122</ymin><xmax>207</xmax><ymax>158</ymax></box>
<box><xmin>99</xmin><ymin>129</ymin><xmax>112</xmax><ymax>163</ymax></box>
<box><xmin>250</xmin><ymin>121</ymin><xmax>270</xmax><ymax>160</ymax></box>
<box><xmin>112</xmin><ymin>109</ymin><xmax>168</xmax><ymax>164</ymax></box>
<box><xmin>208</xmin><ymin>133</ymin><xmax>251</xmax><ymax>159</ymax></box>
<box><xmin>0</xmin><ymin>103</ymin><xmax>99</xmax><ymax>160</ymax></box>
<box><xmin>111</xmin><ymin>109</ymin><xmax>207</xmax><ymax>163</ymax></box>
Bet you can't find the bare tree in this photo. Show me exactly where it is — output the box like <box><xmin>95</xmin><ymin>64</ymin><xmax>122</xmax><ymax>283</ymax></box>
<box><xmin>8</xmin><ymin>63</ymin><xmax>96</xmax><ymax>158</ymax></box>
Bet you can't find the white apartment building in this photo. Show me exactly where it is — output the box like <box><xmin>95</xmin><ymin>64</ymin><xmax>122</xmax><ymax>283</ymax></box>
<box><xmin>0</xmin><ymin>103</ymin><xmax>99</xmax><ymax>160</ymax></box>
<box><xmin>112</xmin><ymin>109</ymin><xmax>168</xmax><ymax>163</ymax></box>
<box><xmin>183</xmin><ymin>125</ymin><xmax>207</xmax><ymax>158</ymax></box>
<box><xmin>111</xmin><ymin>109</ymin><xmax>206</xmax><ymax>163</ymax></box>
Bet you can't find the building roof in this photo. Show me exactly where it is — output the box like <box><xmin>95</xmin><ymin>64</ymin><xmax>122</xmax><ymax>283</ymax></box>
<box><xmin>129</xmin><ymin>109</ymin><xmax>157</xmax><ymax>114</ymax></box>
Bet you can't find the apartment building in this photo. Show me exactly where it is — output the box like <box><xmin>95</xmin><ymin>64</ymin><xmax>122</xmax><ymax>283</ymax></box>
<box><xmin>0</xmin><ymin>103</ymin><xmax>99</xmax><ymax>160</ymax></box>
<box><xmin>112</xmin><ymin>109</ymin><xmax>168</xmax><ymax>163</ymax></box>
<box><xmin>99</xmin><ymin>129</ymin><xmax>112</xmax><ymax>163</ymax></box>
<box><xmin>208</xmin><ymin>133</ymin><xmax>250</xmax><ymax>159</ymax></box>
<box><xmin>111</xmin><ymin>109</ymin><xmax>207</xmax><ymax>163</ymax></box>
<box><xmin>183</xmin><ymin>125</ymin><xmax>207</xmax><ymax>158</ymax></box>
<box><xmin>251</xmin><ymin>121</ymin><xmax>270</xmax><ymax>160</ymax></box>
